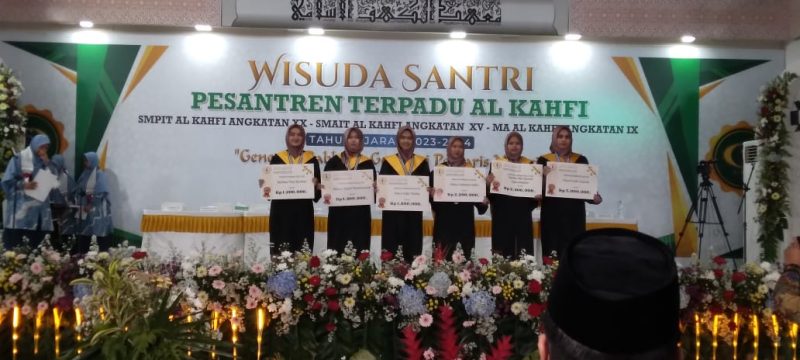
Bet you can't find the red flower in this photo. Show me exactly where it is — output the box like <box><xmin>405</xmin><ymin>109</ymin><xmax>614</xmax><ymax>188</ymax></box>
<box><xmin>542</xmin><ymin>256</ymin><xmax>554</xmax><ymax>266</ymax></box>
<box><xmin>324</xmin><ymin>287</ymin><xmax>338</xmax><ymax>297</ymax></box>
<box><xmin>380</xmin><ymin>250</ymin><xmax>394</xmax><ymax>261</ymax></box>
<box><xmin>723</xmin><ymin>290</ymin><xmax>735</xmax><ymax>302</ymax></box>
<box><xmin>383</xmin><ymin>294</ymin><xmax>397</xmax><ymax>306</ymax></box>
<box><xmin>325</xmin><ymin>322</ymin><xmax>336</xmax><ymax>332</ymax></box>
<box><xmin>478</xmin><ymin>258</ymin><xmax>489</xmax><ymax>265</ymax></box>
<box><xmin>713</xmin><ymin>269</ymin><xmax>724</xmax><ymax>279</ymax></box>
<box><xmin>527</xmin><ymin>303</ymin><xmax>545</xmax><ymax>317</ymax></box>
<box><xmin>311</xmin><ymin>301</ymin><xmax>322</xmax><ymax>311</ymax></box>
<box><xmin>308</xmin><ymin>275</ymin><xmax>321</xmax><ymax>287</ymax></box>
<box><xmin>728</xmin><ymin>321</ymin><xmax>738</xmax><ymax>332</ymax></box>
<box><xmin>732</xmin><ymin>272</ymin><xmax>746</xmax><ymax>283</ymax></box>
<box><xmin>358</xmin><ymin>251</ymin><xmax>370</xmax><ymax>261</ymax></box>
<box><xmin>710</xmin><ymin>305</ymin><xmax>723</xmax><ymax>315</ymax></box>
<box><xmin>309</xmin><ymin>256</ymin><xmax>321</xmax><ymax>268</ymax></box>
<box><xmin>328</xmin><ymin>300</ymin><xmax>340</xmax><ymax>312</ymax></box>
<box><xmin>527</xmin><ymin>280</ymin><xmax>542</xmax><ymax>294</ymax></box>
<box><xmin>132</xmin><ymin>251</ymin><xmax>148</xmax><ymax>259</ymax></box>
<box><xmin>713</xmin><ymin>256</ymin><xmax>726</xmax><ymax>266</ymax></box>
<box><xmin>303</xmin><ymin>293</ymin><xmax>315</xmax><ymax>304</ymax></box>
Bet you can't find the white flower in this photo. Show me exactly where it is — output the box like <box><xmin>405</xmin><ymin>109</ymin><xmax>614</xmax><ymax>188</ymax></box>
<box><xmin>701</xmin><ymin>270</ymin><xmax>715</xmax><ymax>280</ymax></box>
<box><xmin>322</xmin><ymin>264</ymin><xmax>337</xmax><ymax>273</ymax></box>
<box><xmin>388</xmin><ymin>276</ymin><xmax>405</xmax><ymax>288</ymax></box>
<box><xmin>513</xmin><ymin>279</ymin><xmax>524</xmax><ymax>289</ymax></box>
<box><xmin>344</xmin><ymin>297</ymin><xmax>356</xmax><ymax>308</ymax></box>
<box><xmin>511</xmin><ymin>302</ymin><xmax>525</xmax><ymax>315</ymax></box>
<box><xmin>528</xmin><ymin>270</ymin><xmax>544</xmax><ymax>282</ymax></box>
<box><xmin>276</xmin><ymin>263</ymin><xmax>288</xmax><ymax>271</ymax></box>
<box><xmin>758</xmin><ymin>284</ymin><xmax>768</xmax><ymax>294</ymax></box>
<box><xmin>447</xmin><ymin>285</ymin><xmax>459</xmax><ymax>294</ymax></box>
<box><xmin>760</xmin><ymin>262</ymin><xmax>773</xmax><ymax>272</ymax></box>
<box><xmin>680</xmin><ymin>289</ymin><xmax>690</xmax><ymax>309</ymax></box>
<box><xmin>462</xmin><ymin>282</ymin><xmax>474</xmax><ymax>296</ymax></box>
<box><xmin>336</xmin><ymin>273</ymin><xmax>352</xmax><ymax>285</ymax></box>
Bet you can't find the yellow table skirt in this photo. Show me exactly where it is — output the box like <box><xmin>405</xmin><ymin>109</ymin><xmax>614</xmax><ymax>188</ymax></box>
<box><xmin>142</xmin><ymin>214</ymin><xmax>637</xmax><ymax>237</ymax></box>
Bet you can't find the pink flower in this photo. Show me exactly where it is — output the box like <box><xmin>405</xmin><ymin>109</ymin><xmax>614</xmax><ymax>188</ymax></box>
<box><xmin>424</xmin><ymin>348</ymin><xmax>436</xmax><ymax>360</ymax></box>
<box><xmin>212</xmin><ymin>279</ymin><xmax>226</xmax><ymax>290</ymax></box>
<box><xmin>245</xmin><ymin>296</ymin><xmax>258</xmax><ymax>309</ymax></box>
<box><xmin>462</xmin><ymin>320</ymin><xmax>475</xmax><ymax>327</ymax></box>
<box><xmin>492</xmin><ymin>285</ymin><xmax>502</xmax><ymax>295</ymax></box>
<box><xmin>8</xmin><ymin>273</ymin><xmax>22</xmax><ymax>284</ymax></box>
<box><xmin>208</xmin><ymin>265</ymin><xmax>223</xmax><ymax>277</ymax></box>
<box><xmin>419</xmin><ymin>313</ymin><xmax>433</xmax><ymax>327</ymax></box>
<box><xmin>30</xmin><ymin>262</ymin><xmax>44</xmax><ymax>275</ymax></box>
<box><xmin>425</xmin><ymin>286</ymin><xmax>438</xmax><ymax>295</ymax></box>
<box><xmin>250</xmin><ymin>263</ymin><xmax>265</xmax><ymax>274</ymax></box>
<box><xmin>37</xmin><ymin>301</ymin><xmax>49</xmax><ymax>313</ymax></box>
<box><xmin>458</xmin><ymin>270</ymin><xmax>471</xmax><ymax>282</ymax></box>
<box><xmin>452</xmin><ymin>252</ymin><xmax>465</xmax><ymax>264</ymax></box>
<box><xmin>21</xmin><ymin>305</ymin><xmax>32</xmax><ymax>316</ymax></box>
<box><xmin>248</xmin><ymin>285</ymin><xmax>263</xmax><ymax>298</ymax></box>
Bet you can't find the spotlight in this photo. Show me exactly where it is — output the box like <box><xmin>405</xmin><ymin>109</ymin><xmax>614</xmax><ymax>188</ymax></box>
<box><xmin>449</xmin><ymin>31</ymin><xmax>467</xmax><ymax>39</ymax></box>
<box><xmin>79</xmin><ymin>20</ymin><xmax>94</xmax><ymax>28</ymax></box>
<box><xmin>681</xmin><ymin>35</ymin><xmax>696</xmax><ymax>43</ymax></box>
<box><xmin>308</xmin><ymin>27</ymin><xmax>325</xmax><ymax>35</ymax></box>
<box><xmin>564</xmin><ymin>33</ymin><xmax>582</xmax><ymax>41</ymax></box>
<box><xmin>194</xmin><ymin>24</ymin><xmax>213</xmax><ymax>32</ymax></box>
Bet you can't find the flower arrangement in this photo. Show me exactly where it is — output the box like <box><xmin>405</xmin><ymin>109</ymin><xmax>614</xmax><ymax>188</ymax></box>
<box><xmin>0</xmin><ymin>61</ymin><xmax>27</xmax><ymax>193</ymax></box>
<box><xmin>754</xmin><ymin>72</ymin><xmax>797</xmax><ymax>261</ymax></box>
<box><xmin>2</xmin><ymin>239</ymin><xmax>800</xmax><ymax>359</ymax></box>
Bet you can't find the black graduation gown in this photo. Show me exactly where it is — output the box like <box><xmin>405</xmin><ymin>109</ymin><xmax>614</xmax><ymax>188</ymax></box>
<box><xmin>430</xmin><ymin>162</ymin><xmax>488</xmax><ymax>258</ymax></box>
<box><xmin>323</xmin><ymin>153</ymin><xmax>376</xmax><ymax>253</ymax></box>
<box><xmin>488</xmin><ymin>157</ymin><xmax>538</xmax><ymax>258</ymax></box>
<box><xmin>269</xmin><ymin>150</ymin><xmax>321</xmax><ymax>252</ymax></box>
<box><xmin>537</xmin><ymin>153</ymin><xmax>590</xmax><ymax>257</ymax></box>
<box><xmin>379</xmin><ymin>154</ymin><xmax>430</xmax><ymax>262</ymax></box>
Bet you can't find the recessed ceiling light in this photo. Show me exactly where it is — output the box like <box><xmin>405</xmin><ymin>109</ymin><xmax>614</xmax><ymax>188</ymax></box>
<box><xmin>79</xmin><ymin>20</ymin><xmax>94</xmax><ymax>28</ymax></box>
<box><xmin>564</xmin><ymin>33</ymin><xmax>582</xmax><ymax>41</ymax></box>
<box><xmin>308</xmin><ymin>27</ymin><xmax>325</xmax><ymax>35</ymax></box>
<box><xmin>195</xmin><ymin>24</ymin><xmax>212</xmax><ymax>32</ymax></box>
<box><xmin>449</xmin><ymin>31</ymin><xmax>467</xmax><ymax>39</ymax></box>
<box><xmin>681</xmin><ymin>35</ymin><xmax>696</xmax><ymax>43</ymax></box>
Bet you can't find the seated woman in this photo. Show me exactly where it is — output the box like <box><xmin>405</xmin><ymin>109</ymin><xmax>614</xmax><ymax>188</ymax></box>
<box><xmin>1</xmin><ymin>134</ymin><xmax>55</xmax><ymax>249</ymax></box>
<box><xmin>72</xmin><ymin>152</ymin><xmax>114</xmax><ymax>252</ymax></box>
<box><xmin>430</xmin><ymin>136</ymin><xmax>488</xmax><ymax>258</ymax></box>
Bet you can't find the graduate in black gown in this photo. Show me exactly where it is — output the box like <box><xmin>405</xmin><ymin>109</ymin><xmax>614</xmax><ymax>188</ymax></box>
<box><xmin>323</xmin><ymin>127</ymin><xmax>376</xmax><ymax>252</ymax></box>
<box><xmin>430</xmin><ymin>136</ymin><xmax>488</xmax><ymax>258</ymax></box>
<box><xmin>379</xmin><ymin>126</ymin><xmax>430</xmax><ymax>261</ymax></box>
<box><xmin>486</xmin><ymin>132</ymin><xmax>538</xmax><ymax>258</ymax></box>
<box><xmin>265</xmin><ymin>124</ymin><xmax>321</xmax><ymax>252</ymax></box>
<box><xmin>536</xmin><ymin>125</ymin><xmax>602</xmax><ymax>257</ymax></box>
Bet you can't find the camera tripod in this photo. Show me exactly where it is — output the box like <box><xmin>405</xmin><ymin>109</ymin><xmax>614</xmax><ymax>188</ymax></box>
<box><xmin>675</xmin><ymin>162</ymin><xmax>736</xmax><ymax>265</ymax></box>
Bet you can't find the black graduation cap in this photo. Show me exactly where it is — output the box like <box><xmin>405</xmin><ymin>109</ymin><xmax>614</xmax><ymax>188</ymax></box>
<box><xmin>545</xmin><ymin>228</ymin><xmax>680</xmax><ymax>354</ymax></box>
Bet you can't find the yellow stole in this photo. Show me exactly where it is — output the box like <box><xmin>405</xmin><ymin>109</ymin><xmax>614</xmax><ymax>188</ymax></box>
<box><xmin>276</xmin><ymin>150</ymin><xmax>315</xmax><ymax>164</ymax></box>
<box><xmin>540</xmin><ymin>152</ymin><xmax>582</xmax><ymax>163</ymax></box>
<box><xmin>384</xmin><ymin>154</ymin><xmax>427</xmax><ymax>175</ymax></box>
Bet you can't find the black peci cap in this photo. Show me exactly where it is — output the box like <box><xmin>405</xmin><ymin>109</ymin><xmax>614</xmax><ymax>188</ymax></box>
<box><xmin>545</xmin><ymin>228</ymin><xmax>680</xmax><ymax>354</ymax></box>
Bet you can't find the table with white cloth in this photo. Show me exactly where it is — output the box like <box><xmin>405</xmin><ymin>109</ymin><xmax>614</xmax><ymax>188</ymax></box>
<box><xmin>141</xmin><ymin>209</ymin><xmax>638</xmax><ymax>263</ymax></box>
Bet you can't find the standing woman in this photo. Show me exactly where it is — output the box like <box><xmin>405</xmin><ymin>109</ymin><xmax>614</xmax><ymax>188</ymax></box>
<box><xmin>1</xmin><ymin>134</ymin><xmax>54</xmax><ymax>248</ymax></box>
<box><xmin>323</xmin><ymin>127</ymin><xmax>375</xmax><ymax>252</ymax></box>
<box><xmin>536</xmin><ymin>125</ymin><xmax>602</xmax><ymax>256</ymax></box>
<box><xmin>431</xmin><ymin>136</ymin><xmax>488</xmax><ymax>257</ymax></box>
<box><xmin>486</xmin><ymin>132</ymin><xmax>537</xmax><ymax>257</ymax></box>
<box><xmin>379</xmin><ymin>126</ymin><xmax>429</xmax><ymax>261</ymax></box>
<box><xmin>74</xmin><ymin>152</ymin><xmax>114</xmax><ymax>252</ymax></box>
<box><xmin>266</xmin><ymin>124</ymin><xmax>321</xmax><ymax>252</ymax></box>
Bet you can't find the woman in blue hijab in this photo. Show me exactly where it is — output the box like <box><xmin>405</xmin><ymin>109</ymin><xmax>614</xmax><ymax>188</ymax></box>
<box><xmin>72</xmin><ymin>151</ymin><xmax>113</xmax><ymax>252</ymax></box>
<box><xmin>2</xmin><ymin>134</ymin><xmax>55</xmax><ymax>248</ymax></box>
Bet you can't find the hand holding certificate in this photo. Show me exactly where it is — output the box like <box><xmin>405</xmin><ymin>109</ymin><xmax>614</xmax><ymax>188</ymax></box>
<box><xmin>24</xmin><ymin>169</ymin><xmax>58</xmax><ymax>202</ymax></box>
<box><xmin>259</xmin><ymin>164</ymin><xmax>315</xmax><ymax>200</ymax></box>
<box><xmin>545</xmin><ymin>162</ymin><xmax>598</xmax><ymax>200</ymax></box>
<box><xmin>432</xmin><ymin>167</ymin><xmax>486</xmax><ymax>203</ymax></box>
<box><xmin>322</xmin><ymin>170</ymin><xmax>374</xmax><ymax>206</ymax></box>
<box><xmin>376</xmin><ymin>175</ymin><xmax>431</xmax><ymax>212</ymax></box>
<box><xmin>489</xmin><ymin>160</ymin><xmax>542</xmax><ymax>198</ymax></box>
